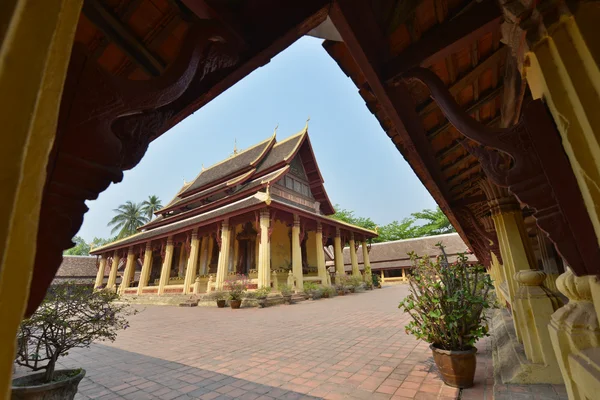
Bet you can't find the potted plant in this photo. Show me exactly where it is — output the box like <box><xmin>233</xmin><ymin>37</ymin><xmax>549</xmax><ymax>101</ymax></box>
<box><xmin>210</xmin><ymin>291</ymin><xmax>227</xmax><ymax>308</ymax></box>
<box><xmin>398</xmin><ymin>246</ymin><xmax>493</xmax><ymax>388</ymax></box>
<box><xmin>372</xmin><ymin>273</ymin><xmax>381</xmax><ymax>288</ymax></box>
<box><xmin>303</xmin><ymin>282</ymin><xmax>318</xmax><ymax>300</ymax></box>
<box><xmin>225</xmin><ymin>274</ymin><xmax>249</xmax><ymax>309</ymax></box>
<box><xmin>348</xmin><ymin>276</ymin><xmax>362</xmax><ymax>293</ymax></box>
<box><xmin>320</xmin><ymin>285</ymin><xmax>330</xmax><ymax>298</ymax></box>
<box><xmin>280</xmin><ymin>284</ymin><xmax>293</xmax><ymax>304</ymax></box>
<box><xmin>255</xmin><ymin>287</ymin><xmax>271</xmax><ymax>308</ymax></box>
<box><xmin>12</xmin><ymin>282</ymin><xmax>135</xmax><ymax>400</ymax></box>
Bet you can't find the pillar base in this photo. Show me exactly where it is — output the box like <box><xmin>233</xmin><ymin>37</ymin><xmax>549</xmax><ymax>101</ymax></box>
<box><xmin>490</xmin><ymin>309</ymin><xmax>564</xmax><ymax>384</ymax></box>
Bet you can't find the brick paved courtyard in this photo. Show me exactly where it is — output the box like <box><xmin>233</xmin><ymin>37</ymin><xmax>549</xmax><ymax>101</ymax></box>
<box><xmin>43</xmin><ymin>285</ymin><xmax>566</xmax><ymax>400</ymax></box>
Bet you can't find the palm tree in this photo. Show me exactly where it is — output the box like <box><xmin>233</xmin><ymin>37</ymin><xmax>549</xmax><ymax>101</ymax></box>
<box><xmin>108</xmin><ymin>201</ymin><xmax>148</xmax><ymax>239</ymax></box>
<box><xmin>141</xmin><ymin>195</ymin><xmax>162</xmax><ymax>221</ymax></box>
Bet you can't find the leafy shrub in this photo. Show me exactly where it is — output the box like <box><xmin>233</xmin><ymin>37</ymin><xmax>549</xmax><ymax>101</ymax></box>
<box><xmin>255</xmin><ymin>287</ymin><xmax>271</xmax><ymax>299</ymax></box>
<box><xmin>303</xmin><ymin>281</ymin><xmax>318</xmax><ymax>292</ymax></box>
<box><xmin>279</xmin><ymin>284</ymin><xmax>293</xmax><ymax>296</ymax></box>
<box><xmin>224</xmin><ymin>274</ymin><xmax>250</xmax><ymax>301</ymax></box>
<box><xmin>398</xmin><ymin>245</ymin><xmax>493</xmax><ymax>351</ymax></box>
<box><xmin>348</xmin><ymin>276</ymin><xmax>363</xmax><ymax>289</ymax></box>
<box><xmin>209</xmin><ymin>290</ymin><xmax>227</xmax><ymax>301</ymax></box>
<box><xmin>15</xmin><ymin>282</ymin><xmax>136</xmax><ymax>383</ymax></box>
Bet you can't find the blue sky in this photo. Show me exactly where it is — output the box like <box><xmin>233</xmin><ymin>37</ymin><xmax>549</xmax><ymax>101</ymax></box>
<box><xmin>77</xmin><ymin>36</ymin><xmax>437</xmax><ymax>241</ymax></box>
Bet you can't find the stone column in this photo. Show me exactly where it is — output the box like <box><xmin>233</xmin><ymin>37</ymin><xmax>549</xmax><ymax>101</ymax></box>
<box><xmin>94</xmin><ymin>255</ymin><xmax>107</xmax><ymax>290</ymax></box>
<box><xmin>334</xmin><ymin>228</ymin><xmax>345</xmax><ymax>284</ymax></box>
<box><xmin>216</xmin><ymin>220</ymin><xmax>232</xmax><ymax>290</ymax></box>
<box><xmin>107</xmin><ymin>252</ymin><xmax>121</xmax><ymax>290</ymax></box>
<box><xmin>362</xmin><ymin>239</ymin><xmax>372</xmax><ymax>283</ymax></box>
<box><xmin>120</xmin><ymin>247</ymin><xmax>136</xmax><ymax>293</ymax></box>
<box><xmin>291</xmin><ymin>214</ymin><xmax>303</xmax><ymax>291</ymax></box>
<box><xmin>257</xmin><ymin>210</ymin><xmax>271</xmax><ymax>288</ymax></box>
<box><xmin>349</xmin><ymin>234</ymin><xmax>360</xmax><ymax>277</ymax></box>
<box><xmin>198</xmin><ymin>236</ymin><xmax>209</xmax><ymax>275</ymax></box>
<box><xmin>158</xmin><ymin>238</ymin><xmax>174</xmax><ymax>295</ymax></box>
<box><xmin>137</xmin><ymin>242</ymin><xmax>153</xmax><ymax>295</ymax></box>
<box><xmin>315</xmin><ymin>223</ymin><xmax>328</xmax><ymax>285</ymax></box>
<box><xmin>549</xmin><ymin>269</ymin><xmax>600</xmax><ymax>399</ymax></box>
<box><xmin>184</xmin><ymin>230</ymin><xmax>200</xmax><ymax>294</ymax></box>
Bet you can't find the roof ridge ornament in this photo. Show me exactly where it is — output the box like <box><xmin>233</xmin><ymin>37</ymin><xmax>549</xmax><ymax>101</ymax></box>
<box><xmin>273</xmin><ymin>123</ymin><xmax>278</xmax><ymax>139</ymax></box>
<box><xmin>305</xmin><ymin>116</ymin><xmax>310</xmax><ymax>131</ymax></box>
<box><xmin>233</xmin><ymin>138</ymin><xmax>238</xmax><ymax>155</ymax></box>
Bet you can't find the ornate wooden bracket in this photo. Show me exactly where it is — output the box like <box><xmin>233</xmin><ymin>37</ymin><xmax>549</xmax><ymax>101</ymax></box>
<box><xmin>403</xmin><ymin>67</ymin><xmax>600</xmax><ymax>276</ymax></box>
<box><xmin>216</xmin><ymin>222</ymin><xmax>222</xmax><ymax>250</ymax></box>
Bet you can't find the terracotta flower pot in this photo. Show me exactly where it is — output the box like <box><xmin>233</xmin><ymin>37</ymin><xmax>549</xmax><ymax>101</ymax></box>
<box><xmin>430</xmin><ymin>345</ymin><xmax>477</xmax><ymax>388</ymax></box>
<box><xmin>322</xmin><ymin>292</ymin><xmax>330</xmax><ymax>298</ymax></box>
<box><xmin>337</xmin><ymin>290</ymin><xmax>345</xmax><ymax>296</ymax></box>
<box><xmin>349</xmin><ymin>287</ymin><xmax>355</xmax><ymax>293</ymax></box>
<box><xmin>216</xmin><ymin>299</ymin><xmax>226</xmax><ymax>308</ymax></box>
<box><xmin>12</xmin><ymin>369</ymin><xmax>86</xmax><ymax>400</ymax></box>
<box><xmin>230</xmin><ymin>300</ymin><xmax>242</xmax><ymax>309</ymax></box>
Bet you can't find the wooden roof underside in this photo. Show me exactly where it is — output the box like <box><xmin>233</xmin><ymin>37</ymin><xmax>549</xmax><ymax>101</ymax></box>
<box><xmin>70</xmin><ymin>0</ymin><xmax>514</xmax><ymax>259</ymax></box>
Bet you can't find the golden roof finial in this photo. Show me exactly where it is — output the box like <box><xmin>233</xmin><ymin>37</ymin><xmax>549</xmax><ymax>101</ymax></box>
<box><xmin>265</xmin><ymin>184</ymin><xmax>272</xmax><ymax>205</ymax></box>
<box><xmin>305</xmin><ymin>116</ymin><xmax>310</xmax><ymax>130</ymax></box>
<box><xmin>233</xmin><ymin>138</ymin><xmax>238</xmax><ymax>155</ymax></box>
<box><xmin>273</xmin><ymin>123</ymin><xmax>279</xmax><ymax>138</ymax></box>
<box><xmin>201</xmin><ymin>163</ymin><xmax>205</xmax><ymax>171</ymax></box>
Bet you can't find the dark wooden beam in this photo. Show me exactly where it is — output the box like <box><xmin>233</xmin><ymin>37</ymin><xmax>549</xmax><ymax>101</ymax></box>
<box><xmin>328</xmin><ymin>0</ymin><xmax>471</xmax><ymax>248</ymax></box>
<box><xmin>83</xmin><ymin>0</ymin><xmax>166</xmax><ymax>76</ymax></box>
<box><xmin>441</xmin><ymin>152</ymin><xmax>474</xmax><ymax>173</ymax></box>
<box><xmin>436</xmin><ymin>115</ymin><xmax>500</xmax><ymax>160</ymax></box>
<box><xmin>182</xmin><ymin>0</ymin><xmax>247</xmax><ymax>47</ymax></box>
<box><xmin>450</xmin><ymin>194</ymin><xmax>487</xmax><ymax>207</ymax></box>
<box><xmin>384</xmin><ymin>0</ymin><xmax>502</xmax><ymax>83</ymax></box>
<box><xmin>447</xmin><ymin>162</ymin><xmax>480</xmax><ymax>186</ymax></box>
<box><xmin>427</xmin><ymin>85</ymin><xmax>503</xmax><ymax>140</ymax></box>
<box><xmin>418</xmin><ymin>46</ymin><xmax>507</xmax><ymax>117</ymax></box>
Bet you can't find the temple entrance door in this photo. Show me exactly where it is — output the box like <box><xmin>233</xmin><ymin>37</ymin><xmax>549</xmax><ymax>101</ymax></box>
<box><xmin>236</xmin><ymin>222</ymin><xmax>257</xmax><ymax>275</ymax></box>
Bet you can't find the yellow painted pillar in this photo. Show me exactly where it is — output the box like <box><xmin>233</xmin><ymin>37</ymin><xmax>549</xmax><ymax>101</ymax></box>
<box><xmin>257</xmin><ymin>210</ymin><xmax>271</xmax><ymax>288</ymax></box>
<box><xmin>120</xmin><ymin>247</ymin><xmax>136</xmax><ymax>293</ymax></box>
<box><xmin>0</xmin><ymin>1</ymin><xmax>84</xmax><ymax>394</ymax></box>
<box><xmin>549</xmin><ymin>270</ymin><xmax>600</xmax><ymax>399</ymax></box>
<box><xmin>490</xmin><ymin>252</ymin><xmax>506</xmax><ymax>305</ymax></box>
<box><xmin>94</xmin><ymin>255</ymin><xmax>107</xmax><ymax>290</ymax></box>
<box><xmin>292</xmin><ymin>214</ymin><xmax>303</xmax><ymax>291</ymax></box>
<box><xmin>362</xmin><ymin>239</ymin><xmax>372</xmax><ymax>283</ymax></box>
<box><xmin>184</xmin><ymin>230</ymin><xmax>200</xmax><ymax>294</ymax></box>
<box><xmin>206</xmin><ymin>235</ymin><xmax>214</xmax><ymax>272</ymax></box>
<box><xmin>137</xmin><ymin>242</ymin><xmax>153</xmax><ymax>295</ymax></box>
<box><xmin>334</xmin><ymin>228</ymin><xmax>345</xmax><ymax>284</ymax></box>
<box><xmin>198</xmin><ymin>236</ymin><xmax>209</xmax><ymax>275</ymax></box>
<box><xmin>158</xmin><ymin>238</ymin><xmax>174</xmax><ymax>295</ymax></box>
<box><xmin>107</xmin><ymin>252</ymin><xmax>121</xmax><ymax>290</ymax></box>
<box><xmin>216</xmin><ymin>220</ymin><xmax>232</xmax><ymax>290</ymax></box>
<box><xmin>315</xmin><ymin>222</ymin><xmax>328</xmax><ymax>285</ymax></box>
<box><xmin>380</xmin><ymin>270</ymin><xmax>385</xmax><ymax>284</ymax></box>
<box><xmin>177</xmin><ymin>243</ymin><xmax>186</xmax><ymax>278</ymax></box>
<box><xmin>349</xmin><ymin>234</ymin><xmax>360</xmax><ymax>277</ymax></box>
<box><xmin>401</xmin><ymin>268</ymin><xmax>406</xmax><ymax>281</ymax></box>
<box><xmin>524</xmin><ymin>6</ymin><xmax>600</xmax><ymax>246</ymax></box>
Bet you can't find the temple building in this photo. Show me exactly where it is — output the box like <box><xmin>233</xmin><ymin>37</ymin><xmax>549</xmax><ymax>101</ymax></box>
<box><xmin>90</xmin><ymin>128</ymin><xmax>377</xmax><ymax>295</ymax></box>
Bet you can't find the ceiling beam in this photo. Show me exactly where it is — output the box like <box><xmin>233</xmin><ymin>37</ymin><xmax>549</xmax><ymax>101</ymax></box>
<box><xmin>383</xmin><ymin>0</ymin><xmax>502</xmax><ymax>84</ymax></box>
<box><xmin>418</xmin><ymin>46</ymin><xmax>507</xmax><ymax>117</ymax></box>
<box><xmin>181</xmin><ymin>0</ymin><xmax>247</xmax><ymax>47</ymax></box>
<box><xmin>427</xmin><ymin>84</ymin><xmax>503</xmax><ymax>140</ymax></box>
<box><xmin>450</xmin><ymin>194</ymin><xmax>487</xmax><ymax>207</ymax></box>
<box><xmin>436</xmin><ymin>115</ymin><xmax>500</xmax><ymax>160</ymax></box>
<box><xmin>83</xmin><ymin>0</ymin><xmax>166</xmax><ymax>77</ymax></box>
<box><xmin>328</xmin><ymin>0</ymin><xmax>471</xmax><ymax>247</ymax></box>
<box><xmin>447</xmin><ymin>162</ymin><xmax>480</xmax><ymax>186</ymax></box>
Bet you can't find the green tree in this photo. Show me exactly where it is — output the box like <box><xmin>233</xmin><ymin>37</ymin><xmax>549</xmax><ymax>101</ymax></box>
<box><xmin>331</xmin><ymin>204</ymin><xmax>377</xmax><ymax>231</ymax></box>
<box><xmin>411</xmin><ymin>206</ymin><xmax>456</xmax><ymax>236</ymax></box>
<box><xmin>374</xmin><ymin>218</ymin><xmax>418</xmax><ymax>243</ymax></box>
<box><xmin>64</xmin><ymin>236</ymin><xmax>90</xmax><ymax>255</ymax></box>
<box><xmin>141</xmin><ymin>195</ymin><xmax>162</xmax><ymax>221</ymax></box>
<box><xmin>108</xmin><ymin>201</ymin><xmax>148</xmax><ymax>239</ymax></box>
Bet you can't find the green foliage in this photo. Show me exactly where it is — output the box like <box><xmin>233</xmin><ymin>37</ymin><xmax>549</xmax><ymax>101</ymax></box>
<box><xmin>209</xmin><ymin>290</ymin><xmax>227</xmax><ymax>301</ymax></box>
<box><xmin>303</xmin><ymin>281</ymin><xmax>318</xmax><ymax>292</ymax></box>
<box><xmin>107</xmin><ymin>201</ymin><xmax>148</xmax><ymax>239</ymax></box>
<box><xmin>224</xmin><ymin>274</ymin><xmax>249</xmax><ymax>301</ymax></box>
<box><xmin>15</xmin><ymin>282</ymin><xmax>136</xmax><ymax>383</ymax></box>
<box><xmin>279</xmin><ymin>284</ymin><xmax>293</xmax><ymax>296</ymax></box>
<box><xmin>372</xmin><ymin>273</ymin><xmax>380</xmax><ymax>287</ymax></box>
<box><xmin>411</xmin><ymin>206</ymin><xmax>456</xmax><ymax>236</ymax></box>
<box><xmin>348</xmin><ymin>275</ymin><xmax>363</xmax><ymax>289</ymax></box>
<box><xmin>398</xmin><ymin>245</ymin><xmax>493</xmax><ymax>351</ymax></box>
<box><xmin>255</xmin><ymin>287</ymin><xmax>271</xmax><ymax>299</ymax></box>
<box><xmin>331</xmin><ymin>205</ymin><xmax>455</xmax><ymax>244</ymax></box>
<box><xmin>141</xmin><ymin>195</ymin><xmax>163</xmax><ymax>221</ymax></box>
<box><xmin>63</xmin><ymin>236</ymin><xmax>115</xmax><ymax>256</ymax></box>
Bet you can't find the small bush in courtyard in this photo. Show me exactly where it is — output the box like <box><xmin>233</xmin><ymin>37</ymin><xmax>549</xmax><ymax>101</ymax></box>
<box><xmin>279</xmin><ymin>284</ymin><xmax>293</xmax><ymax>296</ymax></box>
<box><xmin>255</xmin><ymin>287</ymin><xmax>271</xmax><ymax>299</ymax></box>
<box><xmin>398</xmin><ymin>244</ymin><xmax>493</xmax><ymax>351</ymax></box>
<box><xmin>224</xmin><ymin>274</ymin><xmax>250</xmax><ymax>301</ymax></box>
<box><xmin>15</xmin><ymin>282</ymin><xmax>136</xmax><ymax>384</ymax></box>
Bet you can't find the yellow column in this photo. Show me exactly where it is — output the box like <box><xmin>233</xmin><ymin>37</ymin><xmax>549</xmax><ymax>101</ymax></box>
<box><xmin>158</xmin><ymin>238</ymin><xmax>174</xmax><ymax>295</ymax></box>
<box><xmin>216</xmin><ymin>220</ymin><xmax>232</xmax><ymax>290</ymax></box>
<box><xmin>380</xmin><ymin>270</ymin><xmax>385</xmax><ymax>284</ymax></box>
<box><xmin>257</xmin><ymin>210</ymin><xmax>271</xmax><ymax>288</ymax></box>
<box><xmin>198</xmin><ymin>236</ymin><xmax>209</xmax><ymax>275</ymax></box>
<box><xmin>94</xmin><ymin>255</ymin><xmax>107</xmax><ymax>290</ymax></box>
<box><xmin>524</xmin><ymin>7</ymin><xmax>600</xmax><ymax>245</ymax></box>
<box><xmin>315</xmin><ymin>222</ymin><xmax>328</xmax><ymax>285</ymax></box>
<box><xmin>349</xmin><ymin>234</ymin><xmax>360</xmax><ymax>277</ymax></box>
<box><xmin>0</xmin><ymin>0</ymin><xmax>83</xmax><ymax>394</ymax></box>
<box><xmin>137</xmin><ymin>242</ymin><xmax>153</xmax><ymax>295</ymax></box>
<box><xmin>120</xmin><ymin>247</ymin><xmax>136</xmax><ymax>293</ymax></box>
<box><xmin>177</xmin><ymin>243</ymin><xmax>186</xmax><ymax>277</ymax></box>
<box><xmin>401</xmin><ymin>268</ymin><xmax>406</xmax><ymax>281</ymax></box>
<box><xmin>334</xmin><ymin>228</ymin><xmax>345</xmax><ymax>284</ymax></box>
<box><xmin>184</xmin><ymin>230</ymin><xmax>200</xmax><ymax>294</ymax></box>
<box><xmin>292</xmin><ymin>214</ymin><xmax>303</xmax><ymax>291</ymax></box>
<box><xmin>362</xmin><ymin>239</ymin><xmax>372</xmax><ymax>283</ymax></box>
<box><xmin>107</xmin><ymin>252</ymin><xmax>121</xmax><ymax>290</ymax></box>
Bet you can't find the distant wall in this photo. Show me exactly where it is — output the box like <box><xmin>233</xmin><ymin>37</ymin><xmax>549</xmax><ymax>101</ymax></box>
<box><xmin>306</xmin><ymin>231</ymin><xmax>317</xmax><ymax>267</ymax></box>
<box><xmin>270</xmin><ymin>220</ymin><xmax>291</xmax><ymax>269</ymax></box>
